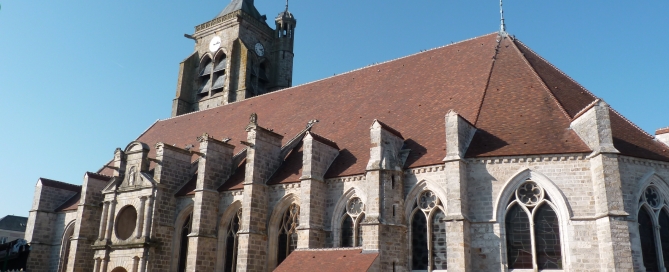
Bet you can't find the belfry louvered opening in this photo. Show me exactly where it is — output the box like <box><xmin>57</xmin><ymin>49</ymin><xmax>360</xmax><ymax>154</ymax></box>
<box><xmin>212</xmin><ymin>53</ymin><xmax>227</xmax><ymax>95</ymax></box>
<box><xmin>198</xmin><ymin>56</ymin><xmax>213</xmax><ymax>97</ymax></box>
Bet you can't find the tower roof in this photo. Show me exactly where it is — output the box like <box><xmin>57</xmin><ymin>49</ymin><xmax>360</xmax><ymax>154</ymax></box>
<box><xmin>99</xmin><ymin>33</ymin><xmax>669</xmax><ymax>182</ymax></box>
<box><xmin>216</xmin><ymin>0</ymin><xmax>265</xmax><ymax>22</ymax></box>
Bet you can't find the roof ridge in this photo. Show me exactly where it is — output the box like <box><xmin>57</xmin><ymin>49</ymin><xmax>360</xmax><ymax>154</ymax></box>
<box><xmin>473</xmin><ymin>34</ymin><xmax>503</xmax><ymax>125</ymax></box>
<box><xmin>514</xmin><ymin>39</ymin><xmax>600</xmax><ymax>117</ymax></box>
<box><xmin>39</xmin><ymin>178</ymin><xmax>82</xmax><ymax>190</ymax></box>
<box><xmin>509</xmin><ymin>38</ymin><xmax>572</xmax><ymax>121</ymax></box>
<box><xmin>572</xmin><ymin>98</ymin><xmax>601</xmax><ymax>120</ymax></box>
<box><xmin>158</xmin><ymin>32</ymin><xmax>500</xmax><ymax>122</ymax></box>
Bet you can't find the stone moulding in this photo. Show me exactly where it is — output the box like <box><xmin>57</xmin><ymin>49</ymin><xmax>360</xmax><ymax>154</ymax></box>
<box><xmin>620</xmin><ymin>156</ymin><xmax>669</xmax><ymax>169</ymax></box>
<box><xmin>325</xmin><ymin>175</ymin><xmax>366</xmax><ymax>184</ymax></box>
<box><xmin>195</xmin><ymin>10</ymin><xmax>273</xmax><ymax>34</ymax></box>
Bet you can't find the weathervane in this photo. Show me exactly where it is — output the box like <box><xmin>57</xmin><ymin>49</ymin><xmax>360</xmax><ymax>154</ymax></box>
<box><xmin>499</xmin><ymin>0</ymin><xmax>507</xmax><ymax>33</ymax></box>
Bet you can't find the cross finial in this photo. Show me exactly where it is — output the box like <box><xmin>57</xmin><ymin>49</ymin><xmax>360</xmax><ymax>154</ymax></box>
<box><xmin>500</xmin><ymin>0</ymin><xmax>507</xmax><ymax>33</ymax></box>
<box><xmin>285</xmin><ymin>0</ymin><xmax>289</xmax><ymax>11</ymax></box>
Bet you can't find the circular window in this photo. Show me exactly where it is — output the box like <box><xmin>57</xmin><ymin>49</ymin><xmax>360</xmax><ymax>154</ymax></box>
<box><xmin>115</xmin><ymin>205</ymin><xmax>137</xmax><ymax>240</ymax></box>
<box><xmin>644</xmin><ymin>186</ymin><xmax>663</xmax><ymax>209</ymax></box>
<box><xmin>418</xmin><ymin>190</ymin><xmax>438</xmax><ymax>210</ymax></box>
<box><xmin>515</xmin><ymin>181</ymin><xmax>544</xmax><ymax>206</ymax></box>
<box><xmin>347</xmin><ymin>197</ymin><xmax>364</xmax><ymax>216</ymax></box>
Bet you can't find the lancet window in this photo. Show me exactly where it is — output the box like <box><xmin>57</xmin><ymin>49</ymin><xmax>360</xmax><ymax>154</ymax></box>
<box><xmin>505</xmin><ymin>180</ymin><xmax>562</xmax><ymax>270</ymax></box>
<box><xmin>638</xmin><ymin>185</ymin><xmax>669</xmax><ymax>272</ymax></box>
<box><xmin>198</xmin><ymin>56</ymin><xmax>213</xmax><ymax>97</ymax></box>
<box><xmin>410</xmin><ymin>190</ymin><xmax>447</xmax><ymax>272</ymax></box>
<box><xmin>341</xmin><ymin>197</ymin><xmax>365</xmax><ymax>247</ymax></box>
<box><xmin>177</xmin><ymin>213</ymin><xmax>192</xmax><ymax>272</ymax></box>
<box><xmin>212</xmin><ymin>53</ymin><xmax>227</xmax><ymax>95</ymax></box>
<box><xmin>224</xmin><ymin>209</ymin><xmax>242</xmax><ymax>272</ymax></box>
<box><xmin>277</xmin><ymin>204</ymin><xmax>300</xmax><ymax>266</ymax></box>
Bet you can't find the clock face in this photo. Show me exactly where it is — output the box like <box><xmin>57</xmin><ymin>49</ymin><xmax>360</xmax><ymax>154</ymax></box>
<box><xmin>209</xmin><ymin>36</ymin><xmax>222</xmax><ymax>53</ymax></box>
<box><xmin>254</xmin><ymin>43</ymin><xmax>265</xmax><ymax>57</ymax></box>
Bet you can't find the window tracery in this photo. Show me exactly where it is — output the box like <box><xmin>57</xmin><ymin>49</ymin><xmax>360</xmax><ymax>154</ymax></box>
<box><xmin>504</xmin><ymin>180</ymin><xmax>562</xmax><ymax>270</ymax></box>
<box><xmin>341</xmin><ymin>197</ymin><xmax>365</xmax><ymax>247</ymax></box>
<box><xmin>410</xmin><ymin>190</ymin><xmax>447</xmax><ymax>271</ymax></box>
<box><xmin>224</xmin><ymin>209</ymin><xmax>242</xmax><ymax>272</ymax></box>
<box><xmin>638</xmin><ymin>185</ymin><xmax>669</xmax><ymax>271</ymax></box>
<box><xmin>178</xmin><ymin>213</ymin><xmax>192</xmax><ymax>272</ymax></box>
<box><xmin>277</xmin><ymin>204</ymin><xmax>299</xmax><ymax>266</ymax></box>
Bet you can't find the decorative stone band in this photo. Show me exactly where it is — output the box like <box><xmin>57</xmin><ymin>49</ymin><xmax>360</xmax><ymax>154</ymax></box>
<box><xmin>195</xmin><ymin>10</ymin><xmax>273</xmax><ymax>34</ymax></box>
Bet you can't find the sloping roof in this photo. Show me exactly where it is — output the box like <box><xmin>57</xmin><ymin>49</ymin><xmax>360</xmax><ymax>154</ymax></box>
<box><xmin>216</xmin><ymin>0</ymin><xmax>264</xmax><ymax>22</ymax></box>
<box><xmin>97</xmin><ymin>33</ymin><xmax>669</xmax><ymax>184</ymax></box>
<box><xmin>0</xmin><ymin>216</ymin><xmax>28</xmax><ymax>232</ymax></box>
<box><xmin>274</xmin><ymin>248</ymin><xmax>378</xmax><ymax>272</ymax></box>
<box><xmin>39</xmin><ymin>178</ymin><xmax>81</xmax><ymax>192</ymax></box>
<box><xmin>55</xmin><ymin>192</ymin><xmax>81</xmax><ymax>212</ymax></box>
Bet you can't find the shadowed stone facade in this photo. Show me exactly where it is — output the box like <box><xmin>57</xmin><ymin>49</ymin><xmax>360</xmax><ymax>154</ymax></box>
<box><xmin>22</xmin><ymin>1</ymin><xmax>669</xmax><ymax>272</ymax></box>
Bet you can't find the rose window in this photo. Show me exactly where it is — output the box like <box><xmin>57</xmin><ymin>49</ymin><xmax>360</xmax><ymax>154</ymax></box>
<box><xmin>516</xmin><ymin>181</ymin><xmax>543</xmax><ymax>206</ymax></box>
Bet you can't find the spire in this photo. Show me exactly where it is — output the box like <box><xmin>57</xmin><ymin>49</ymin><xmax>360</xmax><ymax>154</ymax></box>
<box><xmin>285</xmin><ymin>0</ymin><xmax>289</xmax><ymax>12</ymax></box>
<box><xmin>499</xmin><ymin>0</ymin><xmax>507</xmax><ymax>34</ymax></box>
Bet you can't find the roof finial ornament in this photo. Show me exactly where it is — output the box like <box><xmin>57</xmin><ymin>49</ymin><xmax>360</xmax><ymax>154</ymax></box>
<box><xmin>499</xmin><ymin>0</ymin><xmax>507</xmax><ymax>35</ymax></box>
<box><xmin>285</xmin><ymin>0</ymin><xmax>289</xmax><ymax>11</ymax></box>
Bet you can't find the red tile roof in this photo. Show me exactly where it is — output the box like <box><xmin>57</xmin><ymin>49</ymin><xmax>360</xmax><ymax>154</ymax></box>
<box><xmin>97</xmin><ymin>33</ymin><xmax>669</xmax><ymax>183</ymax></box>
<box><xmin>55</xmin><ymin>192</ymin><xmax>81</xmax><ymax>212</ymax></box>
<box><xmin>274</xmin><ymin>248</ymin><xmax>378</xmax><ymax>272</ymax></box>
<box><xmin>657</xmin><ymin>127</ymin><xmax>669</xmax><ymax>135</ymax></box>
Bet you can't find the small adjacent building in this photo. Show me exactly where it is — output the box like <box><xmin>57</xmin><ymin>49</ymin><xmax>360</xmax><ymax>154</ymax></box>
<box><xmin>0</xmin><ymin>215</ymin><xmax>28</xmax><ymax>244</ymax></box>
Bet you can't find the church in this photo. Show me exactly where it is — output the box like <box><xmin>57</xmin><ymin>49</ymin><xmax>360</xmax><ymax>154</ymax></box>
<box><xmin>23</xmin><ymin>0</ymin><xmax>669</xmax><ymax>271</ymax></box>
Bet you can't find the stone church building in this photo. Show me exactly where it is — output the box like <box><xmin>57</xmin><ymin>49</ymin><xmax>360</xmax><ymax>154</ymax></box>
<box><xmin>23</xmin><ymin>0</ymin><xmax>669</xmax><ymax>271</ymax></box>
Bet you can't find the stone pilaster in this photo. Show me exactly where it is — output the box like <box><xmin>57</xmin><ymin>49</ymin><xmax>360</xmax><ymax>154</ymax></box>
<box><xmin>442</xmin><ymin>110</ymin><xmax>475</xmax><ymax>272</ymax></box>
<box><xmin>571</xmin><ymin>100</ymin><xmax>632</xmax><ymax>271</ymax></box>
<box><xmin>298</xmin><ymin>132</ymin><xmax>339</xmax><ymax>248</ymax></box>
<box><xmin>237</xmin><ymin>116</ymin><xmax>284</xmax><ymax>272</ymax></box>
<box><xmin>363</xmin><ymin>120</ymin><xmax>407</xmax><ymax>271</ymax></box>
<box><xmin>152</xmin><ymin>142</ymin><xmax>193</xmax><ymax>272</ymax></box>
<box><xmin>66</xmin><ymin>173</ymin><xmax>109</xmax><ymax>272</ymax></box>
<box><xmin>187</xmin><ymin>133</ymin><xmax>235</xmax><ymax>271</ymax></box>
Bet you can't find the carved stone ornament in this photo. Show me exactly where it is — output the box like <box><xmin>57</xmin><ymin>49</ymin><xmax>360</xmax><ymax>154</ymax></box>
<box><xmin>197</xmin><ymin>132</ymin><xmax>211</xmax><ymax>143</ymax></box>
<box><xmin>250</xmin><ymin>113</ymin><xmax>258</xmax><ymax>125</ymax></box>
<box><xmin>515</xmin><ymin>181</ymin><xmax>544</xmax><ymax>207</ymax></box>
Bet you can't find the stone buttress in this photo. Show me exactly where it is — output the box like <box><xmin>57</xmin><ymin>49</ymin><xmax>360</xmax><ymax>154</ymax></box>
<box><xmin>571</xmin><ymin>100</ymin><xmax>633</xmax><ymax>271</ymax></box>
<box><xmin>442</xmin><ymin>110</ymin><xmax>476</xmax><ymax>272</ymax></box>
<box><xmin>187</xmin><ymin>133</ymin><xmax>235</xmax><ymax>271</ymax></box>
<box><xmin>363</xmin><ymin>120</ymin><xmax>408</xmax><ymax>271</ymax></box>
<box><xmin>236</xmin><ymin>117</ymin><xmax>284</xmax><ymax>272</ymax></box>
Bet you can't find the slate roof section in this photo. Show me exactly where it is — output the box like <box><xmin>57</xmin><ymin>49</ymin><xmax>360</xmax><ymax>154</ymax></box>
<box><xmin>0</xmin><ymin>216</ymin><xmax>28</xmax><ymax>232</ymax></box>
<box><xmin>39</xmin><ymin>178</ymin><xmax>81</xmax><ymax>193</ymax></box>
<box><xmin>97</xmin><ymin>33</ymin><xmax>669</xmax><ymax>184</ymax></box>
<box><xmin>216</xmin><ymin>0</ymin><xmax>265</xmax><ymax>22</ymax></box>
<box><xmin>274</xmin><ymin>248</ymin><xmax>378</xmax><ymax>272</ymax></box>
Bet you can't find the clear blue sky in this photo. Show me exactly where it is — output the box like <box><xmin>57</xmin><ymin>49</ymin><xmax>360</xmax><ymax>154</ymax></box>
<box><xmin>0</xmin><ymin>1</ymin><xmax>667</xmax><ymax>217</ymax></box>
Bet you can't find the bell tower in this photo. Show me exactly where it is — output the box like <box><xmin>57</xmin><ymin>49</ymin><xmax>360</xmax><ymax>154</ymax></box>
<box><xmin>171</xmin><ymin>0</ymin><xmax>297</xmax><ymax>117</ymax></box>
<box><xmin>272</xmin><ymin>1</ymin><xmax>296</xmax><ymax>89</ymax></box>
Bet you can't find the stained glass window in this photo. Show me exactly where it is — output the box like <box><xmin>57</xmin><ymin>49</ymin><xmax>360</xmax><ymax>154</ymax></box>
<box><xmin>431</xmin><ymin>209</ymin><xmax>447</xmax><ymax>270</ymax></box>
<box><xmin>506</xmin><ymin>204</ymin><xmax>532</xmax><ymax>269</ymax></box>
<box><xmin>534</xmin><ymin>204</ymin><xmax>562</xmax><ymax>269</ymax></box>
<box><xmin>639</xmin><ymin>207</ymin><xmax>659</xmax><ymax>271</ymax></box>
<box><xmin>225</xmin><ymin>209</ymin><xmax>241</xmax><ymax>272</ymax></box>
<box><xmin>412</xmin><ymin>211</ymin><xmax>428</xmax><ymax>270</ymax></box>
<box><xmin>658</xmin><ymin>210</ymin><xmax>669</xmax><ymax>271</ymax></box>
<box><xmin>178</xmin><ymin>214</ymin><xmax>192</xmax><ymax>272</ymax></box>
<box><xmin>341</xmin><ymin>214</ymin><xmax>354</xmax><ymax>247</ymax></box>
<box><xmin>277</xmin><ymin>204</ymin><xmax>299</xmax><ymax>266</ymax></box>
<box><xmin>357</xmin><ymin>214</ymin><xmax>365</xmax><ymax>247</ymax></box>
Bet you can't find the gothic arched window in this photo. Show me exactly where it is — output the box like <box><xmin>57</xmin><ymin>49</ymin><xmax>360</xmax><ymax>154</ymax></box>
<box><xmin>198</xmin><ymin>56</ymin><xmax>213</xmax><ymax>97</ymax></box>
<box><xmin>224</xmin><ymin>209</ymin><xmax>242</xmax><ymax>272</ymax></box>
<box><xmin>277</xmin><ymin>204</ymin><xmax>299</xmax><ymax>266</ymax></box>
<box><xmin>410</xmin><ymin>190</ymin><xmax>447</xmax><ymax>271</ymax></box>
<box><xmin>505</xmin><ymin>180</ymin><xmax>562</xmax><ymax>270</ymax></box>
<box><xmin>178</xmin><ymin>213</ymin><xmax>192</xmax><ymax>272</ymax></box>
<box><xmin>212</xmin><ymin>53</ymin><xmax>227</xmax><ymax>95</ymax></box>
<box><xmin>637</xmin><ymin>185</ymin><xmax>669</xmax><ymax>271</ymax></box>
<box><xmin>58</xmin><ymin>221</ymin><xmax>76</xmax><ymax>272</ymax></box>
<box><xmin>341</xmin><ymin>197</ymin><xmax>365</xmax><ymax>247</ymax></box>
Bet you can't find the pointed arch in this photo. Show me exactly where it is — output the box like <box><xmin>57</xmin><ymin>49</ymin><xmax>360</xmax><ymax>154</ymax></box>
<box><xmin>216</xmin><ymin>200</ymin><xmax>242</xmax><ymax>272</ymax></box>
<box><xmin>633</xmin><ymin>170</ymin><xmax>669</xmax><ymax>219</ymax></box>
<box><xmin>268</xmin><ymin>193</ymin><xmax>301</xmax><ymax>270</ymax></box>
<box><xmin>331</xmin><ymin>187</ymin><xmax>367</xmax><ymax>247</ymax></box>
<box><xmin>57</xmin><ymin>219</ymin><xmax>76</xmax><ymax>272</ymax></box>
<box><xmin>493</xmin><ymin>168</ymin><xmax>572</xmax><ymax>222</ymax></box>
<box><xmin>171</xmin><ymin>204</ymin><xmax>193</xmax><ymax>272</ymax></box>
<box><xmin>496</xmin><ymin>168</ymin><xmax>571</xmax><ymax>271</ymax></box>
<box><xmin>404</xmin><ymin>180</ymin><xmax>447</xmax><ymax>221</ymax></box>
